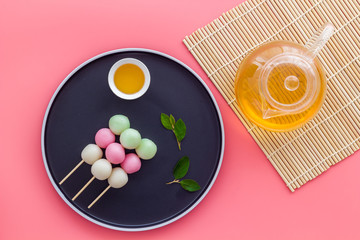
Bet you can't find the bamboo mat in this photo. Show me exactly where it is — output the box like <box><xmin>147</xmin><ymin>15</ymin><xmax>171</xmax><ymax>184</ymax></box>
<box><xmin>184</xmin><ymin>0</ymin><xmax>360</xmax><ymax>191</ymax></box>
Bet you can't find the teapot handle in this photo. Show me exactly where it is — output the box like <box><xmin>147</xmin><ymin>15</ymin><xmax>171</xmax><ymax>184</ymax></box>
<box><xmin>305</xmin><ymin>22</ymin><xmax>335</xmax><ymax>60</ymax></box>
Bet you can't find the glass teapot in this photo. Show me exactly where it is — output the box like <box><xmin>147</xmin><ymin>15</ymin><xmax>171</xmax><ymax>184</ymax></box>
<box><xmin>234</xmin><ymin>23</ymin><xmax>335</xmax><ymax>131</ymax></box>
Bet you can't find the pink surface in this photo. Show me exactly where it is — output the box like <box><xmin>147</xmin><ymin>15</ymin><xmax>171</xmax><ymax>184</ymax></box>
<box><xmin>0</xmin><ymin>0</ymin><xmax>359</xmax><ymax>239</ymax></box>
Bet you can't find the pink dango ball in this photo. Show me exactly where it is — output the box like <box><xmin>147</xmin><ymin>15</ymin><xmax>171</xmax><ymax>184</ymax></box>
<box><xmin>121</xmin><ymin>153</ymin><xmax>141</xmax><ymax>174</ymax></box>
<box><xmin>105</xmin><ymin>143</ymin><xmax>125</xmax><ymax>164</ymax></box>
<box><xmin>95</xmin><ymin>128</ymin><xmax>115</xmax><ymax>148</ymax></box>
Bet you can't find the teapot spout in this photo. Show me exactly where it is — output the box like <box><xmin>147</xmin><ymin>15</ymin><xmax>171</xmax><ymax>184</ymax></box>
<box><xmin>262</xmin><ymin>108</ymin><xmax>296</xmax><ymax>119</ymax></box>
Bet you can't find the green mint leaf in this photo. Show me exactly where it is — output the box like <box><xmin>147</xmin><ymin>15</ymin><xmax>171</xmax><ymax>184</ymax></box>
<box><xmin>174</xmin><ymin>119</ymin><xmax>186</xmax><ymax>142</ymax></box>
<box><xmin>180</xmin><ymin>179</ymin><xmax>201</xmax><ymax>192</ymax></box>
<box><xmin>173</xmin><ymin>156</ymin><xmax>190</xmax><ymax>179</ymax></box>
<box><xmin>161</xmin><ymin>113</ymin><xmax>172</xmax><ymax>130</ymax></box>
<box><xmin>170</xmin><ymin>114</ymin><xmax>175</xmax><ymax>127</ymax></box>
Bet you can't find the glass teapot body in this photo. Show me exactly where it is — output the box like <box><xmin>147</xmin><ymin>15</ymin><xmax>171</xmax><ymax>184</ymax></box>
<box><xmin>234</xmin><ymin>40</ymin><xmax>326</xmax><ymax>131</ymax></box>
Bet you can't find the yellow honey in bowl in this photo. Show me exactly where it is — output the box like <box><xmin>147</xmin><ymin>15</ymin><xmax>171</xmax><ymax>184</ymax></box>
<box><xmin>114</xmin><ymin>64</ymin><xmax>145</xmax><ymax>94</ymax></box>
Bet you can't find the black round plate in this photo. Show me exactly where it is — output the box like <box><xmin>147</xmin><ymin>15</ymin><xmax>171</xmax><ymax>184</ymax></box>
<box><xmin>41</xmin><ymin>49</ymin><xmax>224</xmax><ymax>231</ymax></box>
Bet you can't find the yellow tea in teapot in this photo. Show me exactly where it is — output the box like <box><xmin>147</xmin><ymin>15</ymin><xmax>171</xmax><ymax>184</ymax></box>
<box><xmin>234</xmin><ymin>41</ymin><xmax>327</xmax><ymax>131</ymax></box>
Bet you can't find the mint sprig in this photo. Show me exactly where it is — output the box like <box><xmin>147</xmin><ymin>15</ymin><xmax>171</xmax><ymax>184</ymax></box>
<box><xmin>161</xmin><ymin>113</ymin><xmax>186</xmax><ymax>150</ymax></box>
<box><xmin>167</xmin><ymin>156</ymin><xmax>201</xmax><ymax>192</ymax></box>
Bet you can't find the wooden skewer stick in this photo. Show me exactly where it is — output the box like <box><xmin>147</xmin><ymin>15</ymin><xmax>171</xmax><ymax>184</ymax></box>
<box><xmin>88</xmin><ymin>185</ymin><xmax>111</xmax><ymax>209</ymax></box>
<box><xmin>72</xmin><ymin>176</ymin><xmax>95</xmax><ymax>201</ymax></box>
<box><xmin>59</xmin><ymin>160</ymin><xmax>84</xmax><ymax>185</ymax></box>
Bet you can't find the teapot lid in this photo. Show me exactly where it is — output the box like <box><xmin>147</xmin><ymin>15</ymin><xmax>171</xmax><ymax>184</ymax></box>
<box><xmin>259</xmin><ymin>53</ymin><xmax>321</xmax><ymax>119</ymax></box>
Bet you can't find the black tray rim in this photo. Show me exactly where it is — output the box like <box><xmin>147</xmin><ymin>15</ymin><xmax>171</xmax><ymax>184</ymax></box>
<box><xmin>41</xmin><ymin>48</ymin><xmax>225</xmax><ymax>232</ymax></box>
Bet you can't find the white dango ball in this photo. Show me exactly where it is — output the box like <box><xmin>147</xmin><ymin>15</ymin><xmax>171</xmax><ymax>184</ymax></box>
<box><xmin>135</xmin><ymin>138</ymin><xmax>157</xmax><ymax>160</ymax></box>
<box><xmin>120</xmin><ymin>128</ymin><xmax>141</xmax><ymax>149</ymax></box>
<box><xmin>81</xmin><ymin>144</ymin><xmax>103</xmax><ymax>165</ymax></box>
<box><xmin>109</xmin><ymin>115</ymin><xmax>130</xmax><ymax>135</ymax></box>
<box><xmin>91</xmin><ymin>159</ymin><xmax>112</xmax><ymax>180</ymax></box>
<box><xmin>108</xmin><ymin>167</ymin><xmax>128</xmax><ymax>188</ymax></box>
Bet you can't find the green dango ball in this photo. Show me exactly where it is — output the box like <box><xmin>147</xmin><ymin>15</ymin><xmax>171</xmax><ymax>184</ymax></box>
<box><xmin>109</xmin><ymin>115</ymin><xmax>130</xmax><ymax>135</ymax></box>
<box><xmin>135</xmin><ymin>138</ymin><xmax>157</xmax><ymax>160</ymax></box>
<box><xmin>120</xmin><ymin>128</ymin><xmax>141</xmax><ymax>149</ymax></box>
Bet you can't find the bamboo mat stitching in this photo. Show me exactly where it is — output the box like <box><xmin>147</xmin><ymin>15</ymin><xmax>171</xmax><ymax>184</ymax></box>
<box><xmin>188</xmin><ymin>0</ymin><xmax>267</xmax><ymax>51</ymax></box>
<box><xmin>327</xmin><ymin>55</ymin><xmax>360</xmax><ymax>80</ymax></box>
<box><xmin>287</xmin><ymin>136</ymin><xmax>360</xmax><ymax>187</ymax></box>
<box><xmin>268</xmin><ymin>95</ymin><xmax>360</xmax><ymax>159</ymax></box>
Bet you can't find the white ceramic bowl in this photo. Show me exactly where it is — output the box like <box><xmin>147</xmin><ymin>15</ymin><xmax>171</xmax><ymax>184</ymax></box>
<box><xmin>108</xmin><ymin>58</ymin><xmax>150</xmax><ymax>100</ymax></box>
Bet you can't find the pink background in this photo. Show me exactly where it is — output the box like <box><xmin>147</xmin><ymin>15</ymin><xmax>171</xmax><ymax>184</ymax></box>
<box><xmin>1</xmin><ymin>0</ymin><xmax>359</xmax><ymax>239</ymax></box>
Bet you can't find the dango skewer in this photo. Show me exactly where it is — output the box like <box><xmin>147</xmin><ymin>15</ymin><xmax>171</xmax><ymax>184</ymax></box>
<box><xmin>59</xmin><ymin>144</ymin><xmax>103</xmax><ymax>185</ymax></box>
<box><xmin>72</xmin><ymin>158</ymin><xmax>112</xmax><ymax>201</ymax></box>
<box><xmin>59</xmin><ymin>127</ymin><xmax>115</xmax><ymax>185</ymax></box>
<box><xmin>88</xmin><ymin>138</ymin><xmax>157</xmax><ymax>208</ymax></box>
<box><xmin>88</xmin><ymin>167</ymin><xmax>128</xmax><ymax>209</ymax></box>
